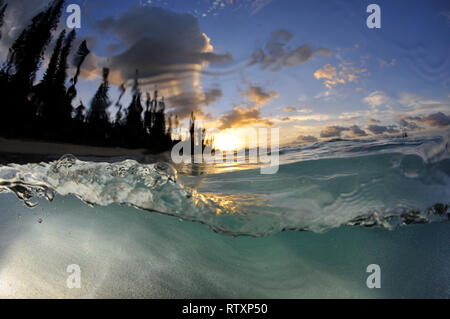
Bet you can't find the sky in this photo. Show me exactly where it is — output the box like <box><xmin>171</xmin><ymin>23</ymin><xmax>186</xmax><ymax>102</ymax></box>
<box><xmin>1</xmin><ymin>0</ymin><xmax>449</xmax><ymax>148</ymax></box>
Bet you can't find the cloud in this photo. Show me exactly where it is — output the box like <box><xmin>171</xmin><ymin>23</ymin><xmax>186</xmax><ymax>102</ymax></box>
<box><xmin>240</xmin><ymin>86</ymin><xmax>279</xmax><ymax>107</ymax></box>
<box><xmin>315</xmin><ymin>61</ymin><xmax>367</xmax><ymax>89</ymax></box>
<box><xmin>397</xmin><ymin>92</ymin><xmax>424</xmax><ymax>107</ymax></box>
<box><xmin>218</xmin><ymin>106</ymin><xmax>274</xmax><ymax>130</ymax></box>
<box><xmin>283</xmin><ymin>106</ymin><xmax>296</xmax><ymax>112</ymax></box>
<box><xmin>314</xmin><ymin>64</ymin><xmax>336</xmax><ymax>80</ymax></box>
<box><xmin>366</xmin><ymin>124</ymin><xmax>399</xmax><ymax>135</ymax></box>
<box><xmin>250</xmin><ymin>0</ymin><xmax>273</xmax><ymax>15</ymax></box>
<box><xmin>338</xmin><ymin>62</ymin><xmax>367</xmax><ymax>82</ymax></box>
<box><xmin>398</xmin><ymin>118</ymin><xmax>420</xmax><ymax>131</ymax></box>
<box><xmin>298</xmin><ymin>107</ymin><xmax>313</xmax><ymax>114</ymax></box>
<box><xmin>348</xmin><ymin>125</ymin><xmax>368</xmax><ymax>137</ymax></box>
<box><xmin>404</xmin><ymin>112</ymin><xmax>450</xmax><ymax>128</ymax></box>
<box><xmin>318</xmin><ymin>122</ymin><xmax>408</xmax><ymax>138</ymax></box>
<box><xmin>314</xmin><ymin>88</ymin><xmax>342</xmax><ymax>102</ymax></box>
<box><xmin>378</xmin><ymin>58</ymin><xmax>396</xmax><ymax>67</ymax></box>
<box><xmin>338</xmin><ymin>111</ymin><xmax>367</xmax><ymax>121</ymax></box>
<box><xmin>89</xmin><ymin>6</ymin><xmax>233</xmax><ymax>117</ymax></box>
<box><xmin>249</xmin><ymin>29</ymin><xmax>331</xmax><ymax>71</ymax></box>
<box><xmin>275</xmin><ymin>113</ymin><xmax>331</xmax><ymax>123</ymax></box>
<box><xmin>0</xmin><ymin>0</ymin><xmax>50</xmax><ymax>60</ymax></box>
<box><xmin>296</xmin><ymin>135</ymin><xmax>318</xmax><ymax>143</ymax></box>
<box><xmin>320</xmin><ymin>125</ymin><xmax>368</xmax><ymax>138</ymax></box>
<box><xmin>422</xmin><ymin>112</ymin><xmax>450</xmax><ymax>127</ymax></box>
<box><xmin>397</xmin><ymin>93</ymin><xmax>449</xmax><ymax>115</ymax></box>
<box><xmin>320</xmin><ymin>126</ymin><xmax>349</xmax><ymax>138</ymax></box>
<box><xmin>95</xmin><ymin>6</ymin><xmax>232</xmax><ymax>81</ymax></box>
<box><xmin>168</xmin><ymin>88</ymin><xmax>222</xmax><ymax>118</ymax></box>
<box><xmin>283</xmin><ymin>106</ymin><xmax>313</xmax><ymax>114</ymax></box>
<box><xmin>216</xmin><ymin>85</ymin><xmax>278</xmax><ymax>130</ymax></box>
<box><xmin>363</xmin><ymin>91</ymin><xmax>393</xmax><ymax>108</ymax></box>
<box><xmin>171</xmin><ymin>0</ymin><xmax>273</xmax><ymax>18</ymax></box>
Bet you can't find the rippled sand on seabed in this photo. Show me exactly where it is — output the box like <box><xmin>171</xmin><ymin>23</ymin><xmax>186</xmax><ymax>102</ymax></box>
<box><xmin>0</xmin><ymin>193</ymin><xmax>449</xmax><ymax>298</ymax></box>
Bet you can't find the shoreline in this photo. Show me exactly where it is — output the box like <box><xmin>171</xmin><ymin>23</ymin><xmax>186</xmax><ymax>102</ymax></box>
<box><xmin>0</xmin><ymin>137</ymin><xmax>172</xmax><ymax>164</ymax></box>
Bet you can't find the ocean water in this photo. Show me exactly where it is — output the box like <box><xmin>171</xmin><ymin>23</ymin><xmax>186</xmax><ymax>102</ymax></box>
<box><xmin>0</xmin><ymin>136</ymin><xmax>449</xmax><ymax>298</ymax></box>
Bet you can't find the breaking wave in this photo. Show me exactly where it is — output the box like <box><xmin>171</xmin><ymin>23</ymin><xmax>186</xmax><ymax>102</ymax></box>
<box><xmin>0</xmin><ymin>135</ymin><xmax>449</xmax><ymax>237</ymax></box>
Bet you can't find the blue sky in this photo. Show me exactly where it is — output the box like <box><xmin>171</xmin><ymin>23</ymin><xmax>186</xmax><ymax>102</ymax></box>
<box><xmin>2</xmin><ymin>0</ymin><xmax>449</xmax><ymax>144</ymax></box>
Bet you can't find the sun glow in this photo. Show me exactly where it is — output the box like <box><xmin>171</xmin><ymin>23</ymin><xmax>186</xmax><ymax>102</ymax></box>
<box><xmin>213</xmin><ymin>129</ymin><xmax>246</xmax><ymax>151</ymax></box>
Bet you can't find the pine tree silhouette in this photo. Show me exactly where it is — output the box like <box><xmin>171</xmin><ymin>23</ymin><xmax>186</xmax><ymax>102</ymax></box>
<box><xmin>42</xmin><ymin>30</ymin><xmax>66</xmax><ymax>88</ymax></box>
<box><xmin>0</xmin><ymin>0</ymin><xmax>65</xmax><ymax>137</ymax></box>
<box><xmin>55</xmin><ymin>30</ymin><xmax>76</xmax><ymax>90</ymax></box>
<box><xmin>152</xmin><ymin>96</ymin><xmax>167</xmax><ymax>139</ymax></box>
<box><xmin>86</xmin><ymin>68</ymin><xmax>112</xmax><ymax>145</ymax></box>
<box><xmin>54</xmin><ymin>29</ymin><xmax>76</xmax><ymax>125</ymax></box>
<box><xmin>114</xmin><ymin>83</ymin><xmax>126</xmax><ymax>124</ymax></box>
<box><xmin>144</xmin><ymin>92</ymin><xmax>153</xmax><ymax>134</ymax></box>
<box><xmin>0</xmin><ymin>0</ymin><xmax>180</xmax><ymax>154</ymax></box>
<box><xmin>124</xmin><ymin>71</ymin><xmax>145</xmax><ymax>148</ymax></box>
<box><xmin>6</xmin><ymin>0</ymin><xmax>64</xmax><ymax>88</ymax></box>
<box><xmin>74</xmin><ymin>101</ymin><xmax>85</xmax><ymax>123</ymax></box>
<box><xmin>87</xmin><ymin>68</ymin><xmax>111</xmax><ymax>123</ymax></box>
<box><xmin>36</xmin><ymin>29</ymin><xmax>66</xmax><ymax>119</ymax></box>
<box><xmin>67</xmin><ymin>40</ymin><xmax>90</xmax><ymax>105</ymax></box>
<box><xmin>166</xmin><ymin>113</ymin><xmax>173</xmax><ymax>139</ymax></box>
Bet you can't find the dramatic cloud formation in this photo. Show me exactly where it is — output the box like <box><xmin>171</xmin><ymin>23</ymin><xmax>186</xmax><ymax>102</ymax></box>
<box><xmin>89</xmin><ymin>5</ymin><xmax>233</xmax><ymax>117</ymax></box>
<box><xmin>249</xmin><ymin>29</ymin><xmax>331</xmax><ymax>71</ymax></box>
<box><xmin>95</xmin><ymin>6</ymin><xmax>232</xmax><ymax>80</ymax></box>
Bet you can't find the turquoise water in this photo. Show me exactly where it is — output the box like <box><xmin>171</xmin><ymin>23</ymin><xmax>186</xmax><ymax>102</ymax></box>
<box><xmin>0</xmin><ymin>194</ymin><xmax>448</xmax><ymax>298</ymax></box>
<box><xmin>0</xmin><ymin>136</ymin><xmax>449</xmax><ymax>298</ymax></box>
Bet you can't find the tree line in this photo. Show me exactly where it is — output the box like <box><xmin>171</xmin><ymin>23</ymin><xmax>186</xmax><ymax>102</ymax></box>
<box><xmin>0</xmin><ymin>0</ymin><xmax>202</xmax><ymax>153</ymax></box>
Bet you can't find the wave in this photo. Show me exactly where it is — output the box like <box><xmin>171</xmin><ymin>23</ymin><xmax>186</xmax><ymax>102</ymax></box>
<box><xmin>280</xmin><ymin>135</ymin><xmax>450</xmax><ymax>163</ymax></box>
<box><xmin>0</xmin><ymin>136</ymin><xmax>449</xmax><ymax>237</ymax></box>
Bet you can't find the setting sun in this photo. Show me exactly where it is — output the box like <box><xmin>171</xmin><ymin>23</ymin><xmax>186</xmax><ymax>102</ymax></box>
<box><xmin>213</xmin><ymin>129</ymin><xmax>246</xmax><ymax>151</ymax></box>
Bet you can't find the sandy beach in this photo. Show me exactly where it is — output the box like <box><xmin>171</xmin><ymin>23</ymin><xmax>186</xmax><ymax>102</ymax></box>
<box><xmin>0</xmin><ymin>138</ymin><xmax>171</xmax><ymax>164</ymax></box>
